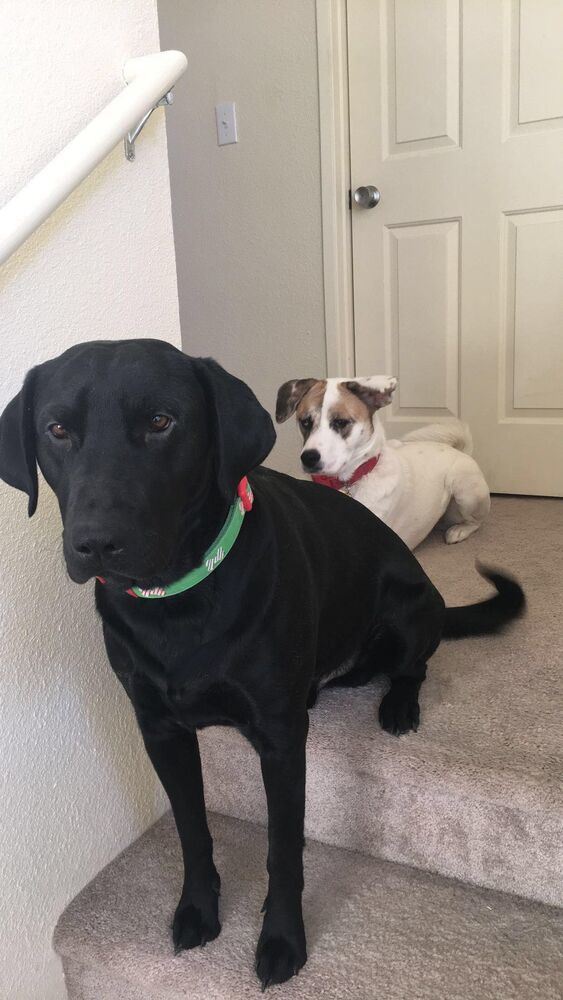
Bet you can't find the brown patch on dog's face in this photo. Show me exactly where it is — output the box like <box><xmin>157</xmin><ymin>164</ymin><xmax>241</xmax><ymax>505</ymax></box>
<box><xmin>295</xmin><ymin>381</ymin><xmax>326</xmax><ymax>441</ymax></box>
<box><xmin>275</xmin><ymin>378</ymin><xmax>322</xmax><ymax>423</ymax></box>
<box><xmin>329</xmin><ymin>383</ymin><xmax>374</xmax><ymax>438</ymax></box>
<box><xmin>343</xmin><ymin>379</ymin><xmax>395</xmax><ymax>414</ymax></box>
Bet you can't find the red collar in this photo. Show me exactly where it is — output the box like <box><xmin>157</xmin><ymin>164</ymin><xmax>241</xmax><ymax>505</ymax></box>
<box><xmin>311</xmin><ymin>454</ymin><xmax>380</xmax><ymax>491</ymax></box>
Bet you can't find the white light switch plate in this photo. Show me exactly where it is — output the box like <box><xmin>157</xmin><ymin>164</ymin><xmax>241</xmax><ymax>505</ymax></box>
<box><xmin>215</xmin><ymin>102</ymin><xmax>238</xmax><ymax>146</ymax></box>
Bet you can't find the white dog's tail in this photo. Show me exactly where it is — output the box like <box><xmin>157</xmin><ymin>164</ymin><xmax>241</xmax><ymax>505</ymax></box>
<box><xmin>402</xmin><ymin>420</ymin><xmax>473</xmax><ymax>454</ymax></box>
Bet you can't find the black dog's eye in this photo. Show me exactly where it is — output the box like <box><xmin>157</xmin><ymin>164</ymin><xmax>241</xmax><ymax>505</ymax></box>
<box><xmin>49</xmin><ymin>423</ymin><xmax>69</xmax><ymax>440</ymax></box>
<box><xmin>332</xmin><ymin>418</ymin><xmax>352</xmax><ymax>431</ymax></box>
<box><xmin>149</xmin><ymin>414</ymin><xmax>172</xmax><ymax>432</ymax></box>
<box><xmin>299</xmin><ymin>416</ymin><xmax>313</xmax><ymax>432</ymax></box>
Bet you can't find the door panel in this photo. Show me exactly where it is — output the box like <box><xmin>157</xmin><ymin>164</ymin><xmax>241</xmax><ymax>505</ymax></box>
<box><xmin>517</xmin><ymin>0</ymin><xmax>563</xmax><ymax>126</ymax></box>
<box><xmin>386</xmin><ymin>220</ymin><xmax>460</xmax><ymax>417</ymax></box>
<box><xmin>503</xmin><ymin>210</ymin><xmax>563</xmax><ymax>413</ymax></box>
<box><xmin>348</xmin><ymin>0</ymin><xmax>563</xmax><ymax>494</ymax></box>
<box><xmin>388</xmin><ymin>0</ymin><xmax>460</xmax><ymax>152</ymax></box>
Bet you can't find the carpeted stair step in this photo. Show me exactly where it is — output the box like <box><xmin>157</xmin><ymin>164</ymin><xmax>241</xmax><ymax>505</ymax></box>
<box><xmin>54</xmin><ymin>810</ymin><xmax>563</xmax><ymax>1000</ymax></box>
<box><xmin>198</xmin><ymin>497</ymin><xmax>563</xmax><ymax>907</ymax></box>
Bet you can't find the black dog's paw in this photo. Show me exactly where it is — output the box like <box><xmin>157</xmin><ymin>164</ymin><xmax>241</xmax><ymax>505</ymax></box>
<box><xmin>256</xmin><ymin>931</ymin><xmax>307</xmax><ymax>990</ymax></box>
<box><xmin>379</xmin><ymin>689</ymin><xmax>420</xmax><ymax>736</ymax></box>
<box><xmin>172</xmin><ymin>893</ymin><xmax>221</xmax><ymax>953</ymax></box>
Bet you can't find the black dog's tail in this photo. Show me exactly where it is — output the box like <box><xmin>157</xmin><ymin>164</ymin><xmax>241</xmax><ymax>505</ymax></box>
<box><xmin>442</xmin><ymin>564</ymin><xmax>525</xmax><ymax>639</ymax></box>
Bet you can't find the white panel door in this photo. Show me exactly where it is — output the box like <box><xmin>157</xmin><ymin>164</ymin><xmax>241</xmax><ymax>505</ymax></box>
<box><xmin>348</xmin><ymin>0</ymin><xmax>563</xmax><ymax>495</ymax></box>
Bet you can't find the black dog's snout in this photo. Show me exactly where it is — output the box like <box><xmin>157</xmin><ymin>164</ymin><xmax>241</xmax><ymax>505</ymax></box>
<box><xmin>72</xmin><ymin>528</ymin><xmax>124</xmax><ymax>561</ymax></box>
<box><xmin>301</xmin><ymin>449</ymin><xmax>321</xmax><ymax>472</ymax></box>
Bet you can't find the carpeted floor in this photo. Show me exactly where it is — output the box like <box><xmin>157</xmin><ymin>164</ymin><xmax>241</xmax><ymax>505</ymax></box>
<box><xmin>416</xmin><ymin>495</ymin><xmax>562</xmax><ymax>785</ymax></box>
<box><xmin>54</xmin><ymin>811</ymin><xmax>563</xmax><ymax>1000</ymax></box>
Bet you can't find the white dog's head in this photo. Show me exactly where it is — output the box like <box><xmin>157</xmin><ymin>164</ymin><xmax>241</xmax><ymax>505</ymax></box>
<box><xmin>276</xmin><ymin>376</ymin><xmax>397</xmax><ymax>481</ymax></box>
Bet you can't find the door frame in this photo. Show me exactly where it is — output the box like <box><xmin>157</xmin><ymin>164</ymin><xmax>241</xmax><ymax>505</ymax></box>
<box><xmin>316</xmin><ymin>0</ymin><xmax>355</xmax><ymax>376</ymax></box>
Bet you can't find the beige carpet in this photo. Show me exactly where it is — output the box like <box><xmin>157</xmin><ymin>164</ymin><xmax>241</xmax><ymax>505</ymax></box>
<box><xmin>197</xmin><ymin>497</ymin><xmax>563</xmax><ymax>905</ymax></box>
<box><xmin>54</xmin><ymin>811</ymin><xmax>563</xmax><ymax>1000</ymax></box>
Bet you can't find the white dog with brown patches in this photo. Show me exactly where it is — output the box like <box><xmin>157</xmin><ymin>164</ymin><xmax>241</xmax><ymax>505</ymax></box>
<box><xmin>276</xmin><ymin>376</ymin><xmax>490</xmax><ymax>551</ymax></box>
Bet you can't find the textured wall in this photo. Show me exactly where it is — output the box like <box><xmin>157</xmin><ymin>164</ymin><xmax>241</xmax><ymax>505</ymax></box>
<box><xmin>158</xmin><ymin>0</ymin><xmax>327</xmax><ymax>474</ymax></box>
<box><xmin>0</xmin><ymin>2</ymin><xmax>181</xmax><ymax>998</ymax></box>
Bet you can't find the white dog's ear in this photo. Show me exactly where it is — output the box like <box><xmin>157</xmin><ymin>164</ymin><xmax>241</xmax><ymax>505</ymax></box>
<box><xmin>343</xmin><ymin>376</ymin><xmax>397</xmax><ymax>413</ymax></box>
<box><xmin>276</xmin><ymin>378</ymin><xmax>319</xmax><ymax>423</ymax></box>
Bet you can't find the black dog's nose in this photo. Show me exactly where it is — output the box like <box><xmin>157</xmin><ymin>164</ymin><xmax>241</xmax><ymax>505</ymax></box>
<box><xmin>72</xmin><ymin>530</ymin><xmax>124</xmax><ymax>561</ymax></box>
<box><xmin>301</xmin><ymin>449</ymin><xmax>321</xmax><ymax>472</ymax></box>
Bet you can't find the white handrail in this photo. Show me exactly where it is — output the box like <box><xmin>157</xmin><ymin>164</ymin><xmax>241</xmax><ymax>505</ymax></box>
<box><xmin>0</xmin><ymin>50</ymin><xmax>188</xmax><ymax>266</ymax></box>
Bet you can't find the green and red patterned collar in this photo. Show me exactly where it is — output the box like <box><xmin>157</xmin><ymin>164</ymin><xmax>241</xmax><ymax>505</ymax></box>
<box><xmin>97</xmin><ymin>477</ymin><xmax>253</xmax><ymax>599</ymax></box>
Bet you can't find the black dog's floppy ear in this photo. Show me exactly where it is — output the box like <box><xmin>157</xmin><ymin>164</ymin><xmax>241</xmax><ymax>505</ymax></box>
<box><xmin>276</xmin><ymin>378</ymin><xmax>319</xmax><ymax>423</ymax></box>
<box><xmin>343</xmin><ymin>376</ymin><xmax>398</xmax><ymax>414</ymax></box>
<box><xmin>0</xmin><ymin>370</ymin><xmax>39</xmax><ymax>517</ymax></box>
<box><xmin>192</xmin><ymin>358</ymin><xmax>276</xmax><ymax>500</ymax></box>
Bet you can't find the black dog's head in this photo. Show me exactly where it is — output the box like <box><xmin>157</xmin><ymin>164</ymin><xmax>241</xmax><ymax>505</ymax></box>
<box><xmin>0</xmin><ymin>339</ymin><xmax>275</xmax><ymax>586</ymax></box>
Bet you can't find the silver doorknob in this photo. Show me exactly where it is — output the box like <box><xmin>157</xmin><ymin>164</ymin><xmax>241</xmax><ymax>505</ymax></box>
<box><xmin>353</xmin><ymin>185</ymin><xmax>380</xmax><ymax>209</ymax></box>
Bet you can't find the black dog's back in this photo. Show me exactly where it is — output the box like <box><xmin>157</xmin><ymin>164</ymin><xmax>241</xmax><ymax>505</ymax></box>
<box><xmin>250</xmin><ymin>466</ymin><xmax>524</xmax><ymax>726</ymax></box>
<box><xmin>249</xmin><ymin>467</ymin><xmax>446</xmax><ymax>686</ymax></box>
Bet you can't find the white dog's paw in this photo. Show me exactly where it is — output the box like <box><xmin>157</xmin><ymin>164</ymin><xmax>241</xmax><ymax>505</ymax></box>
<box><xmin>445</xmin><ymin>523</ymin><xmax>479</xmax><ymax>544</ymax></box>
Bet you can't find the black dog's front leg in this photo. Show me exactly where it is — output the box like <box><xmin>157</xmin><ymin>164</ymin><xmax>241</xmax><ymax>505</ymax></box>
<box><xmin>255</xmin><ymin>713</ymin><xmax>308</xmax><ymax>989</ymax></box>
<box><xmin>142</xmin><ymin>731</ymin><xmax>221</xmax><ymax>952</ymax></box>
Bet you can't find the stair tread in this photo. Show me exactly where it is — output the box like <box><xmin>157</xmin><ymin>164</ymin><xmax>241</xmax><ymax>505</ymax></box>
<box><xmin>197</xmin><ymin>497</ymin><xmax>563</xmax><ymax>906</ymax></box>
<box><xmin>54</xmin><ymin>810</ymin><xmax>563</xmax><ymax>1000</ymax></box>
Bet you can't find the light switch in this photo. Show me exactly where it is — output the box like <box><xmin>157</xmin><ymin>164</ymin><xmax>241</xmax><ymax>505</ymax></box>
<box><xmin>215</xmin><ymin>102</ymin><xmax>238</xmax><ymax>146</ymax></box>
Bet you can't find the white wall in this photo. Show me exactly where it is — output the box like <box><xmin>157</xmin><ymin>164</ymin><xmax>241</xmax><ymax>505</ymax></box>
<box><xmin>158</xmin><ymin>0</ymin><xmax>327</xmax><ymax>473</ymax></box>
<box><xmin>0</xmin><ymin>3</ymin><xmax>181</xmax><ymax>998</ymax></box>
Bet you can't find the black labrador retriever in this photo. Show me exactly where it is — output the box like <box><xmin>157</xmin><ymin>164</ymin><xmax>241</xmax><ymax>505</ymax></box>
<box><xmin>0</xmin><ymin>339</ymin><xmax>524</xmax><ymax>989</ymax></box>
